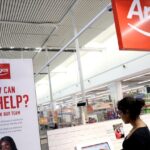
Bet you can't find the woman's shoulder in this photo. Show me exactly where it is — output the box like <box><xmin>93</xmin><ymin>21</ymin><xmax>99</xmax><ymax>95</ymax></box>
<box><xmin>134</xmin><ymin>126</ymin><xmax>149</xmax><ymax>133</ymax></box>
<box><xmin>133</xmin><ymin>126</ymin><xmax>150</xmax><ymax>139</ymax></box>
<box><xmin>123</xmin><ymin>127</ymin><xmax>150</xmax><ymax>149</ymax></box>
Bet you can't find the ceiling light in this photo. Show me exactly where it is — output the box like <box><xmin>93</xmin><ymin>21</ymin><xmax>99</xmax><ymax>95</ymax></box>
<box><xmin>57</xmin><ymin>96</ymin><xmax>72</xmax><ymax>102</ymax></box>
<box><xmin>93</xmin><ymin>93</ymin><xmax>109</xmax><ymax>99</ymax></box>
<box><xmin>96</xmin><ymin>91</ymin><xmax>109</xmax><ymax>95</ymax></box>
<box><xmin>85</xmin><ymin>85</ymin><xmax>108</xmax><ymax>93</ymax></box>
<box><xmin>123</xmin><ymin>72</ymin><xmax>150</xmax><ymax>81</ymax></box>
<box><xmin>36</xmin><ymin>47</ymin><xmax>41</xmax><ymax>50</ymax></box>
<box><xmin>10</xmin><ymin>47</ymin><xmax>14</xmax><ymax>49</ymax></box>
<box><xmin>35</xmin><ymin>47</ymin><xmax>42</xmax><ymax>52</ymax></box>
<box><xmin>123</xmin><ymin>86</ymin><xmax>144</xmax><ymax>92</ymax></box>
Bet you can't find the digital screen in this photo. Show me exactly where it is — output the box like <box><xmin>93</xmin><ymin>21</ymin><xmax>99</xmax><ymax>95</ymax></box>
<box><xmin>81</xmin><ymin>142</ymin><xmax>111</xmax><ymax>150</ymax></box>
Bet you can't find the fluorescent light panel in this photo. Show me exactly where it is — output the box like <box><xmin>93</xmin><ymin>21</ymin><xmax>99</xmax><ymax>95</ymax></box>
<box><xmin>85</xmin><ymin>85</ymin><xmax>108</xmax><ymax>93</ymax></box>
<box><xmin>138</xmin><ymin>79</ymin><xmax>150</xmax><ymax>84</ymax></box>
<box><xmin>123</xmin><ymin>86</ymin><xmax>144</xmax><ymax>92</ymax></box>
<box><xmin>123</xmin><ymin>72</ymin><xmax>150</xmax><ymax>81</ymax></box>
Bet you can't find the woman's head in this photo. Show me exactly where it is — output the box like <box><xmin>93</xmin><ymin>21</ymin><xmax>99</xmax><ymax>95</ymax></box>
<box><xmin>0</xmin><ymin>136</ymin><xmax>17</xmax><ymax>150</ymax></box>
<box><xmin>117</xmin><ymin>96</ymin><xmax>145</xmax><ymax>123</ymax></box>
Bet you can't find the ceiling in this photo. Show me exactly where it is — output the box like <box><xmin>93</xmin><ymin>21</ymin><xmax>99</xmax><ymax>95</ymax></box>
<box><xmin>0</xmin><ymin>0</ymin><xmax>113</xmax><ymax>81</ymax></box>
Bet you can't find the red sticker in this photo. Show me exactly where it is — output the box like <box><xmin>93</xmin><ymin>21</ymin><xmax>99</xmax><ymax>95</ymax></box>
<box><xmin>0</xmin><ymin>64</ymin><xmax>11</xmax><ymax>79</ymax></box>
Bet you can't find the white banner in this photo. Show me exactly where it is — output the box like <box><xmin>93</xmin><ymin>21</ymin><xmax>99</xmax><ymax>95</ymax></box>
<box><xmin>0</xmin><ymin>59</ymin><xmax>41</xmax><ymax>150</ymax></box>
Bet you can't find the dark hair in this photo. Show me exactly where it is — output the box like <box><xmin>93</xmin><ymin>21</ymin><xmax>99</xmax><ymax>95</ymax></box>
<box><xmin>0</xmin><ymin>136</ymin><xmax>17</xmax><ymax>150</ymax></box>
<box><xmin>117</xmin><ymin>96</ymin><xmax>145</xmax><ymax>120</ymax></box>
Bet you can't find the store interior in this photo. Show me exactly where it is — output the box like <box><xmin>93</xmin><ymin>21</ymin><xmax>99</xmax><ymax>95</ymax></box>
<box><xmin>0</xmin><ymin>0</ymin><xmax>150</xmax><ymax>149</ymax></box>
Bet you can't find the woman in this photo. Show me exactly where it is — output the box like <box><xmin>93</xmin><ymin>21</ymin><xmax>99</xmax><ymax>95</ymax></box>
<box><xmin>0</xmin><ymin>136</ymin><xmax>17</xmax><ymax>150</ymax></box>
<box><xmin>117</xmin><ymin>96</ymin><xmax>150</xmax><ymax>150</ymax></box>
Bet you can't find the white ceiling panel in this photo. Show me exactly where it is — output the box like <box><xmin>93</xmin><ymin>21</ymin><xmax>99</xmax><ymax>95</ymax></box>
<box><xmin>33</xmin><ymin>52</ymin><xmax>56</xmax><ymax>73</ymax></box>
<box><xmin>0</xmin><ymin>0</ymin><xmax>77</xmax><ymax>48</ymax></box>
<box><xmin>0</xmin><ymin>23</ymin><xmax>55</xmax><ymax>48</ymax></box>
<box><xmin>47</xmin><ymin>26</ymin><xmax>74</xmax><ymax>48</ymax></box>
<box><xmin>0</xmin><ymin>23</ymin><xmax>54</xmax><ymax>35</ymax></box>
<box><xmin>33</xmin><ymin>51</ymin><xmax>74</xmax><ymax>74</ymax></box>
<box><xmin>46</xmin><ymin>0</ymin><xmax>113</xmax><ymax>48</ymax></box>
<box><xmin>0</xmin><ymin>0</ymin><xmax>77</xmax><ymax>23</ymax></box>
<box><xmin>60</xmin><ymin>0</ymin><xmax>111</xmax><ymax>27</ymax></box>
<box><xmin>0</xmin><ymin>32</ymin><xmax>48</xmax><ymax>48</ymax></box>
<box><xmin>0</xmin><ymin>50</ymin><xmax>35</xmax><ymax>59</ymax></box>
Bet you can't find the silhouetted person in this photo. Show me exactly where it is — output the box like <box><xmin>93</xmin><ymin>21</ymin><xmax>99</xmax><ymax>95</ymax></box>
<box><xmin>117</xmin><ymin>96</ymin><xmax>150</xmax><ymax>150</ymax></box>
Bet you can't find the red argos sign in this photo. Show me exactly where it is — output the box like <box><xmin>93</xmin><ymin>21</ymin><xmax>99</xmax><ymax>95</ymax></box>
<box><xmin>0</xmin><ymin>64</ymin><xmax>11</xmax><ymax>79</ymax></box>
<box><xmin>112</xmin><ymin>0</ymin><xmax>150</xmax><ymax>51</ymax></box>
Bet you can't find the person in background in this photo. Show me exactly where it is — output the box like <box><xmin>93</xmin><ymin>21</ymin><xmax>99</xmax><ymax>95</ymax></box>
<box><xmin>0</xmin><ymin>136</ymin><xmax>17</xmax><ymax>150</ymax></box>
<box><xmin>117</xmin><ymin>96</ymin><xmax>150</xmax><ymax>150</ymax></box>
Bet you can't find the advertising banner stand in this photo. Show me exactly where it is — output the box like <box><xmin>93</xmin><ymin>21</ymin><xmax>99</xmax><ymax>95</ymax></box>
<box><xmin>0</xmin><ymin>59</ymin><xmax>41</xmax><ymax>150</ymax></box>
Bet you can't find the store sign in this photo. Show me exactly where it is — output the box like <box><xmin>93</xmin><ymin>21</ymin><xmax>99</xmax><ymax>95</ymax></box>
<box><xmin>0</xmin><ymin>64</ymin><xmax>11</xmax><ymax>79</ymax></box>
<box><xmin>0</xmin><ymin>59</ymin><xmax>41</xmax><ymax>150</ymax></box>
<box><xmin>112</xmin><ymin>0</ymin><xmax>150</xmax><ymax>50</ymax></box>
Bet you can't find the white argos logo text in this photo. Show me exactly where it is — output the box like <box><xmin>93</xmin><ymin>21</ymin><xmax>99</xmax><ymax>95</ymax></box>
<box><xmin>127</xmin><ymin>0</ymin><xmax>150</xmax><ymax>36</ymax></box>
<box><xmin>127</xmin><ymin>0</ymin><xmax>150</xmax><ymax>21</ymax></box>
